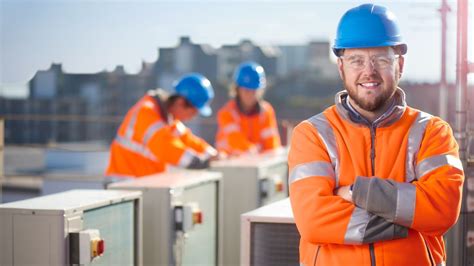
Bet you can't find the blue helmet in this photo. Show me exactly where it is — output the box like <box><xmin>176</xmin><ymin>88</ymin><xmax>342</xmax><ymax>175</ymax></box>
<box><xmin>332</xmin><ymin>3</ymin><xmax>407</xmax><ymax>56</ymax></box>
<box><xmin>233</xmin><ymin>61</ymin><xmax>266</xmax><ymax>90</ymax></box>
<box><xmin>173</xmin><ymin>73</ymin><xmax>214</xmax><ymax>117</ymax></box>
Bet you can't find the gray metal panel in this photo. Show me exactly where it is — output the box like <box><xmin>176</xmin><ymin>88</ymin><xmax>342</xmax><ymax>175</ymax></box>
<box><xmin>0</xmin><ymin>212</ymin><xmax>13</xmax><ymax>265</ymax></box>
<box><xmin>0</xmin><ymin>190</ymin><xmax>142</xmax><ymax>266</ymax></box>
<box><xmin>250</xmin><ymin>222</ymin><xmax>300</xmax><ymax>266</ymax></box>
<box><xmin>108</xmin><ymin>170</ymin><xmax>221</xmax><ymax>266</ymax></box>
<box><xmin>83</xmin><ymin>201</ymin><xmax>135</xmax><ymax>265</ymax></box>
<box><xmin>0</xmin><ymin>189</ymin><xmax>142</xmax><ymax>216</ymax></box>
<box><xmin>211</xmin><ymin>152</ymin><xmax>289</xmax><ymax>266</ymax></box>
<box><xmin>13</xmin><ymin>214</ymin><xmax>65</xmax><ymax>265</ymax></box>
<box><xmin>176</xmin><ymin>180</ymin><xmax>218</xmax><ymax>265</ymax></box>
<box><xmin>241</xmin><ymin>198</ymin><xmax>296</xmax><ymax>265</ymax></box>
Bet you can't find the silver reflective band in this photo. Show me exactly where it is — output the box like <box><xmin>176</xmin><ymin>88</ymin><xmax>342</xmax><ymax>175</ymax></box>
<box><xmin>344</xmin><ymin>207</ymin><xmax>369</xmax><ymax>245</ymax></box>
<box><xmin>261</xmin><ymin>127</ymin><xmax>278</xmax><ymax>139</ymax></box>
<box><xmin>437</xmin><ymin>262</ymin><xmax>446</xmax><ymax>266</ymax></box>
<box><xmin>115</xmin><ymin>135</ymin><xmax>158</xmax><ymax>162</ymax></box>
<box><xmin>222</xmin><ymin>124</ymin><xmax>240</xmax><ymax>134</ymax></box>
<box><xmin>178</xmin><ymin>149</ymin><xmax>197</xmax><ymax>167</ymax></box>
<box><xmin>405</xmin><ymin>111</ymin><xmax>432</xmax><ymax>182</ymax></box>
<box><xmin>393</xmin><ymin>182</ymin><xmax>416</xmax><ymax>227</ymax></box>
<box><xmin>308</xmin><ymin>114</ymin><xmax>340</xmax><ymax>187</ymax></box>
<box><xmin>125</xmin><ymin>106</ymin><xmax>140</xmax><ymax>139</ymax></box>
<box><xmin>174</xmin><ymin>121</ymin><xmax>187</xmax><ymax>136</ymax></box>
<box><xmin>205</xmin><ymin>146</ymin><xmax>218</xmax><ymax>157</ymax></box>
<box><xmin>289</xmin><ymin>161</ymin><xmax>335</xmax><ymax>184</ymax></box>
<box><xmin>142</xmin><ymin>121</ymin><xmax>165</xmax><ymax>145</ymax></box>
<box><xmin>416</xmin><ymin>154</ymin><xmax>464</xmax><ymax>178</ymax></box>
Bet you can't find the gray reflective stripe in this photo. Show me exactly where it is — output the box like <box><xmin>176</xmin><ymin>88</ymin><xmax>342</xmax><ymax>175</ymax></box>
<box><xmin>416</xmin><ymin>154</ymin><xmax>464</xmax><ymax>178</ymax></box>
<box><xmin>142</xmin><ymin>121</ymin><xmax>165</xmax><ymax>144</ymax></box>
<box><xmin>261</xmin><ymin>127</ymin><xmax>278</xmax><ymax>139</ymax></box>
<box><xmin>393</xmin><ymin>182</ymin><xmax>416</xmax><ymax>227</ymax></box>
<box><xmin>205</xmin><ymin>146</ymin><xmax>218</xmax><ymax>157</ymax></box>
<box><xmin>174</xmin><ymin>121</ymin><xmax>187</xmax><ymax>136</ymax></box>
<box><xmin>115</xmin><ymin>135</ymin><xmax>158</xmax><ymax>162</ymax></box>
<box><xmin>308</xmin><ymin>113</ymin><xmax>340</xmax><ymax>187</ymax></box>
<box><xmin>344</xmin><ymin>207</ymin><xmax>369</xmax><ymax>244</ymax></box>
<box><xmin>406</xmin><ymin>111</ymin><xmax>432</xmax><ymax>182</ymax></box>
<box><xmin>125</xmin><ymin>106</ymin><xmax>140</xmax><ymax>139</ymax></box>
<box><xmin>437</xmin><ymin>262</ymin><xmax>446</xmax><ymax>266</ymax></box>
<box><xmin>289</xmin><ymin>161</ymin><xmax>335</xmax><ymax>184</ymax></box>
<box><xmin>178</xmin><ymin>149</ymin><xmax>197</xmax><ymax>167</ymax></box>
<box><xmin>223</xmin><ymin>123</ymin><xmax>240</xmax><ymax>134</ymax></box>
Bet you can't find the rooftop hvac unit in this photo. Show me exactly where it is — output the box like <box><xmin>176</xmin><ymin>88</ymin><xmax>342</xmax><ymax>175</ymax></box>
<box><xmin>0</xmin><ymin>189</ymin><xmax>143</xmax><ymax>266</ymax></box>
<box><xmin>210</xmin><ymin>149</ymin><xmax>288</xmax><ymax>265</ymax></box>
<box><xmin>241</xmin><ymin>198</ymin><xmax>300</xmax><ymax>266</ymax></box>
<box><xmin>108</xmin><ymin>170</ymin><xmax>222</xmax><ymax>266</ymax></box>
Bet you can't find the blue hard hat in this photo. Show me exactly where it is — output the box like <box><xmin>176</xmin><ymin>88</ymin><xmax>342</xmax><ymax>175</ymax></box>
<box><xmin>332</xmin><ymin>3</ymin><xmax>407</xmax><ymax>56</ymax></box>
<box><xmin>173</xmin><ymin>73</ymin><xmax>214</xmax><ymax>117</ymax></box>
<box><xmin>233</xmin><ymin>61</ymin><xmax>266</xmax><ymax>90</ymax></box>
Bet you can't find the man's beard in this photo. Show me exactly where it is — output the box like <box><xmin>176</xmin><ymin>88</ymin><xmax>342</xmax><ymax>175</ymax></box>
<box><xmin>342</xmin><ymin>75</ymin><xmax>397</xmax><ymax>112</ymax></box>
<box><xmin>346</xmin><ymin>85</ymin><xmax>394</xmax><ymax>112</ymax></box>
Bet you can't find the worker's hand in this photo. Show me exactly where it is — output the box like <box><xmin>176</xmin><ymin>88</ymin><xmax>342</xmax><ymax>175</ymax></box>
<box><xmin>334</xmin><ymin>185</ymin><xmax>353</xmax><ymax>203</ymax></box>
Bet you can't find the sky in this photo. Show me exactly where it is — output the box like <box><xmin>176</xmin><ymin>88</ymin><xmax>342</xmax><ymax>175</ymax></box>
<box><xmin>1</xmin><ymin>0</ymin><xmax>473</xmax><ymax>98</ymax></box>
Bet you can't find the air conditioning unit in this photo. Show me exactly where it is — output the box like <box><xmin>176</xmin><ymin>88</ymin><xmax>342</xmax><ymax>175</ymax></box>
<box><xmin>210</xmin><ymin>149</ymin><xmax>288</xmax><ymax>265</ymax></box>
<box><xmin>241</xmin><ymin>198</ymin><xmax>300</xmax><ymax>266</ymax></box>
<box><xmin>108</xmin><ymin>169</ymin><xmax>221</xmax><ymax>266</ymax></box>
<box><xmin>0</xmin><ymin>189</ymin><xmax>143</xmax><ymax>266</ymax></box>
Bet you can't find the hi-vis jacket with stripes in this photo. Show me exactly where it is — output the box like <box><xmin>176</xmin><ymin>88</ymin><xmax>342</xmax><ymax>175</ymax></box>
<box><xmin>106</xmin><ymin>94</ymin><xmax>216</xmax><ymax>178</ymax></box>
<box><xmin>215</xmin><ymin>99</ymin><xmax>281</xmax><ymax>156</ymax></box>
<box><xmin>288</xmin><ymin>88</ymin><xmax>464</xmax><ymax>266</ymax></box>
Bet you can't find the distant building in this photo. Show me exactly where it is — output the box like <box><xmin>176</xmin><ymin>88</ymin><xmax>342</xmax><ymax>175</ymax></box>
<box><xmin>153</xmin><ymin>36</ymin><xmax>218</xmax><ymax>91</ymax></box>
<box><xmin>277</xmin><ymin>41</ymin><xmax>338</xmax><ymax>80</ymax></box>
<box><xmin>217</xmin><ymin>39</ymin><xmax>279</xmax><ymax>85</ymax></box>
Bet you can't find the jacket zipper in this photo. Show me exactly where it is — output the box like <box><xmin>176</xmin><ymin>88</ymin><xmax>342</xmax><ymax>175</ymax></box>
<box><xmin>312</xmin><ymin>245</ymin><xmax>321</xmax><ymax>266</ymax></box>
<box><xmin>369</xmin><ymin>125</ymin><xmax>376</xmax><ymax>266</ymax></box>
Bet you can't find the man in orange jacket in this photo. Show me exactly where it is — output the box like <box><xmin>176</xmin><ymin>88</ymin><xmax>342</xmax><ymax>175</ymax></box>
<box><xmin>288</xmin><ymin>4</ymin><xmax>464</xmax><ymax>266</ymax></box>
<box><xmin>106</xmin><ymin>73</ymin><xmax>218</xmax><ymax>178</ymax></box>
<box><xmin>215</xmin><ymin>61</ymin><xmax>281</xmax><ymax>156</ymax></box>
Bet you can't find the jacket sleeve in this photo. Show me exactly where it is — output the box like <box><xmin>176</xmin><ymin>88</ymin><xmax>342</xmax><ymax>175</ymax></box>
<box><xmin>174</xmin><ymin>121</ymin><xmax>217</xmax><ymax>160</ymax></box>
<box><xmin>260</xmin><ymin>103</ymin><xmax>282</xmax><ymax>151</ymax></box>
<box><xmin>351</xmin><ymin>118</ymin><xmax>464</xmax><ymax>236</ymax></box>
<box><xmin>289</xmin><ymin>121</ymin><xmax>407</xmax><ymax>245</ymax></box>
<box><xmin>216</xmin><ymin>107</ymin><xmax>257</xmax><ymax>154</ymax></box>
<box><xmin>146</xmin><ymin>122</ymin><xmax>204</xmax><ymax>168</ymax></box>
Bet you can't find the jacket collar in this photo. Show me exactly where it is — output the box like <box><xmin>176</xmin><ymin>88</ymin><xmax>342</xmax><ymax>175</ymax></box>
<box><xmin>146</xmin><ymin>92</ymin><xmax>171</xmax><ymax>124</ymax></box>
<box><xmin>335</xmin><ymin>87</ymin><xmax>407</xmax><ymax>127</ymax></box>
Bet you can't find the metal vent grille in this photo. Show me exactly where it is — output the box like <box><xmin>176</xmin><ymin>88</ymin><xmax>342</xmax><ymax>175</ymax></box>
<box><xmin>250</xmin><ymin>222</ymin><xmax>300</xmax><ymax>266</ymax></box>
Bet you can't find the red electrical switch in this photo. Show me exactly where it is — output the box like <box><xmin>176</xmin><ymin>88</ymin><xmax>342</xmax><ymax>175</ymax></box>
<box><xmin>193</xmin><ymin>209</ymin><xmax>203</xmax><ymax>224</ymax></box>
<box><xmin>91</xmin><ymin>238</ymin><xmax>105</xmax><ymax>258</ymax></box>
<box><xmin>275</xmin><ymin>180</ymin><xmax>284</xmax><ymax>192</ymax></box>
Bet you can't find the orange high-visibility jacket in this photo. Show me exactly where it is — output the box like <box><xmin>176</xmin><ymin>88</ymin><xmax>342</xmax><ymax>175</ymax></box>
<box><xmin>106</xmin><ymin>94</ymin><xmax>216</xmax><ymax>178</ymax></box>
<box><xmin>215</xmin><ymin>99</ymin><xmax>281</xmax><ymax>156</ymax></box>
<box><xmin>289</xmin><ymin>88</ymin><xmax>464</xmax><ymax>266</ymax></box>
